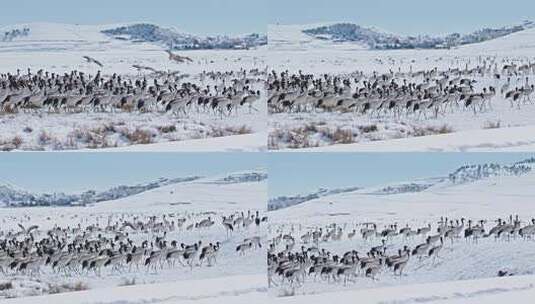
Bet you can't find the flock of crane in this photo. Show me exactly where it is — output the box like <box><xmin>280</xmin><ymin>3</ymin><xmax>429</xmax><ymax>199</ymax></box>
<box><xmin>0</xmin><ymin>67</ymin><xmax>265</xmax><ymax>117</ymax></box>
<box><xmin>0</xmin><ymin>210</ymin><xmax>267</xmax><ymax>278</ymax></box>
<box><xmin>267</xmin><ymin>59</ymin><xmax>535</xmax><ymax>118</ymax></box>
<box><xmin>268</xmin><ymin>214</ymin><xmax>535</xmax><ymax>290</ymax></box>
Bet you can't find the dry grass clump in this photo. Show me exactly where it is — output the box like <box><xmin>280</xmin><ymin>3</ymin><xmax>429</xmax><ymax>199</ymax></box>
<box><xmin>11</xmin><ymin>136</ymin><xmax>23</xmax><ymax>148</ymax></box>
<box><xmin>268</xmin><ymin>127</ymin><xmax>318</xmax><ymax>149</ymax></box>
<box><xmin>37</xmin><ymin>130</ymin><xmax>52</xmax><ymax>146</ymax></box>
<box><xmin>322</xmin><ymin>127</ymin><xmax>354</xmax><ymax>144</ymax></box>
<box><xmin>0</xmin><ymin>136</ymin><xmax>24</xmax><ymax>151</ymax></box>
<box><xmin>209</xmin><ymin>125</ymin><xmax>253</xmax><ymax>137</ymax></box>
<box><xmin>412</xmin><ymin>124</ymin><xmax>453</xmax><ymax>137</ymax></box>
<box><xmin>67</xmin><ymin>128</ymin><xmax>112</xmax><ymax>149</ymax></box>
<box><xmin>122</xmin><ymin>128</ymin><xmax>154</xmax><ymax>145</ymax></box>
<box><xmin>48</xmin><ymin>281</ymin><xmax>89</xmax><ymax>294</ymax></box>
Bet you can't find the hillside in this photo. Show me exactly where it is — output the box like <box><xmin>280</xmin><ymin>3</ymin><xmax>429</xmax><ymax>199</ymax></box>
<box><xmin>0</xmin><ymin>22</ymin><xmax>266</xmax><ymax>51</ymax></box>
<box><xmin>269</xmin><ymin>20</ymin><xmax>535</xmax><ymax>50</ymax></box>
<box><xmin>269</xmin><ymin>158</ymin><xmax>535</xmax><ymax>211</ymax></box>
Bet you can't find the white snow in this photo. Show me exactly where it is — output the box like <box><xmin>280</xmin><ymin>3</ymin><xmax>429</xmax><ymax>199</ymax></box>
<box><xmin>0</xmin><ymin>173</ymin><xmax>266</xmax><ymax>299</ymax></box>
<box><xmin>268</xmin><ymin>25</ymin><xmax>535</xmax><ymax>151</ymax></box>
<box><xmin>0</xmin><ymin>22</ymin><xmax>267</xmax><ymax>151</ymax></box>
<box><xmin>269</xmin><ymin>160</ymin><xmax>535</xmax><ymax>297</ymax></box>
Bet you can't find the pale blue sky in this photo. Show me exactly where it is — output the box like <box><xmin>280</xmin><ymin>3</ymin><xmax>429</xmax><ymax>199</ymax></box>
<box><xmin>0</xmin><ymin>153</ymin><xmax>265</xmax><ymax>194</ymax></box>
<box><xmin>269</xmin><ymin>0</ymin><xmax>535</xmax><ymax>36</ymax></box>
<box><xmin>1</xmin><ymin>152</ymin><xmax>533</xmax><ymax>199</ymax></box>
<box><xmin>0</xmin><ymin>0</ymin><xmax>267</xmax><ymax>35</ymax></box>
<box><xmin>269</xmin><ymin>153</ymin><xmax>535</xmax><ymax>197</ymax></box>
<box><xmin>3</xmin><ymin>1</ymin><xmax>533</xmax><ymax>36</ymax></box>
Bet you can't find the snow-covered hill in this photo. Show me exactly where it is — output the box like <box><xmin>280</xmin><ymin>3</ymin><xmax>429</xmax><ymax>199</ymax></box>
<box><xmin>269</xmin><ymin>158</ymin><xmax>535</xmax><ymax>211</ymax></box>
<box><xmin>269</xmin><ymin>20</ymin><xmax>535</xmax><ymax>51</ymax></box>
<box><xmin>269</xmin><ymin>158</ymin><xmax>535</xmax><ymax>297</ymax></box>
<box><xmin>0</xmin><ymin>22</ymin><xmax>266</xmax><ymax>51</ymax></box>
<box><xmin>101</xmin><ymin>23</ymin><xmax>266</xmax><ymax>50</ymax></box>
<box><xmin>0</xmin><ymin>170</ymin><xmax>267</xmax><ymax>300</ymax></box>
<box><xmin>0</xmin><ymin>169</ymin><xmax>269</xmax><ymax>208</ymax></box>
<box><xmin>0</xmin><ymin>22</ymin><xmax>268</xmax><ymax>76</ymax></box>
<box><xmin>268</xmin><ymin>186</ymin><xmax>362</xmax><ymax>211</ymax></box>
<box><xmin>0</xmin><ymin>176</ymin><xmax>201</xmax><ymax>207</ymax></box>
<box><xmin>209</xmin><ymin>171</ymin><xmax>268</xmax><ymax>185</ymax></box>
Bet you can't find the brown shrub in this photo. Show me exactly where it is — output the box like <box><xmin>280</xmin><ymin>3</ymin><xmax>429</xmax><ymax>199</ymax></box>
<box><xmin>37</xmin><ymin>131</ymin><xmax>52</xmax><ymax>145</ymax></box>
<box><xmin>412</xmin><ymin>124</ymin><xmax>453</xmax><ymax>137</ymax></box>
<box><xmin>48</xmin><ymin>281</ymin><xmax>89</xmax><ymax>294</ymax></box>
<box><xmin>11</xmin><ymin>136</ymin><xmax>23</xmax><ymax>149</ymax></box>
<box><xmin>124</xmin><ymin>128</ymin><xmax>154</xmax><ymax>145</ymax></box>
<box><xmin>323</xmin><ymin>127</ymin><xmax>354</xmax><ymax>144</ymax></box>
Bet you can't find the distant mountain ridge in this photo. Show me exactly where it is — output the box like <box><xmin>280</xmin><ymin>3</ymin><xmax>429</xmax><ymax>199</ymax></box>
<box><xmin>0</xmin><ymin>169</ymin><xmax>269</xmax><ymax>208</ymax></box>
<box><xmin>0</xmin><ymin>176</ymin><xmax>201</xmax><ymax>207</ymax></box>
<box><xmin>0</xmin><ymin>22</ymin><xmax>267</xmax><ymax>50</ymax></box>
<box><xmin>300</xmin><ymin>20</ymin><xmax>535</xmax><ymax>50</ymax></box>
<box><xmin>209</xmin><ymin>171</ymin><xmax>268</xmax><ymax>184</ymax></box>
<box><xmin>101</xmin><ymin>23</ymin><xmax>267</xmax><ymax>50</ymax></box>
<box><xmin>449</xmin><ymin>159</ymin><xmax>533</xmax><ymax>184</ymax></box>
<box><xmin>269</xmin><ymin>186</ymin><xmax>362</xmax><ymax>211</ymax></box>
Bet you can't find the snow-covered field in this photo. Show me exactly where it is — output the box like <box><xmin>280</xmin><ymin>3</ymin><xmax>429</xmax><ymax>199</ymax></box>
<box><xmin>0</xmin><ymin>23</ymin><xmax>267</xmax><ymax>151</ymax></box>
<box><xmin>268</xmin><ymin>24</ymin><xmax>535</xmax><ymax>151</ymax></box>
<box><xmin>268</xmin><ymin>158</ymin><xmax>535</xmax><ymax>297</ymax></box>
<box><xmin>0</xmin><ymin>172</ymin><xmax>267</xmax><ymax>300</ymax></box>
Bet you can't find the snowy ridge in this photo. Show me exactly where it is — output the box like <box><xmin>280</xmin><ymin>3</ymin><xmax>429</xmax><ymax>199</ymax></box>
<box><xmin>101</xmin><ymin>23</ymin><xmax>267</xmax><ymax>50</ymax></box>
<box><xmin>268</xmin><ymin>186</ymin><xmax>362</xmax><ymax>211</ymax></box>
<box><xmin>208</xmin><ymin>170</ymin><xmax>268</xmax><ymax>185</ymax></box>
<box><xmin>299</xmin><ymin>20</ymin><xmax>535</xmax><ymax>50</ymax></box>
<box><xmin>0</xmin><ymin>22</ymin><xmax>266</xmax><ymax>53</ymax></box>
<box><xmin>269</xmin><ymin>158</ymin><xmax>535</xmax><ymax>211</ymax></box>
<box><xmin>365</xmin><ymin>178</ymin><xmax>443</xmax><ymax>195</ymax></box>
<box><xmin>0</xmin><ymin>176</ymin><xmax>201</xmax><ymax>207</ymax></box>
<box><xmin>448</xmin><ymin>163</ymin><xmax>532</xmax><ymax>184</ymax></box>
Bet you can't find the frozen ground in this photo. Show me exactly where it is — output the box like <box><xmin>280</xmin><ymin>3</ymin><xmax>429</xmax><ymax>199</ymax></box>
<box><xmin>290</xmin><ymin>126</ymin><xmax>535</xmax><ymax>152</ymax></box>
<box><xmin>0</xmin><ymin>274</ymin><xmax>268</xmax><ymax>304</ymax></box>
<box><xmin>268</xmin><ymin>24</ymin><xmax>535</xmax><ymax>151</ymax></box>
<box><xmin>0</xmin><ymin>108</ymin><xmax>266</xmax><ymax>151</ymax></box>
<box><xmin>0</xmin><ymin>23</ymin><xmax>267</xmax><ymax>151</ymax></box>
<box><xmin>89</xmin><ymin>131</ymin><xmax>268</xmax><ymax>152</ymax></box>
<box><xmin>2</xmin><ymin>275</ymin><xmax>534</xmax><ymax>303</ymax></box>
<box><xmin>0</xmin><ymin>172</ymin><xmax>267</xmax><ymax>299</ymax></box>
<box><xmin>269</xmin><ymin>159</ymin><xmax>535</xmax><ymax>297</ymax></box>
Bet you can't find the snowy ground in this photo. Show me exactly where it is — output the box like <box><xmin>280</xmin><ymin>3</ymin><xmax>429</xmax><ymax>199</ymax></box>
<box><xmin>268</xmin><ymin>24</ymin><xmax>535</xmax><ymax>151</ymax></box>
<box><xmin>290</xmin><ymin>126</ymin><xmax>535</xmax><ymax>152</ymax></box>
<box><xmin>88</xmin><ymin>131</ymin><xmax>268</xmax><ymax>152</ymax></box>
<box><xmin>0</xmin><ymin>173</ymin><xmax>267</xmax><ymax>299</ymax></box>
<box><xmin>268</xmin><ymin>160</ymin><xmax>535</xmax><ymax>297</ymax></box>
<box><xmin>0</xmin><ymin>106</ymin><xmax>266</xmax><ymax>151</ymax></box>
<box><xmin>2</xmin><ymin>275</ymin><xmax>535</xmax><ymax>304</ymax></box>
<box><xmin>0</xmin><ymin>23</ymin><xmax>267</xmax><ymax>151</ymax></box>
